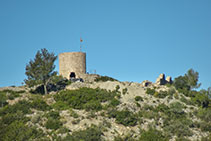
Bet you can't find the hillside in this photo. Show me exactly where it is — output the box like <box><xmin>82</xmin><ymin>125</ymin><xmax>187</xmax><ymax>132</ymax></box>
<box><xmin>0</xmin><ymin>75</ymin><xmax>211</xmax><ymax>141</ymax></box>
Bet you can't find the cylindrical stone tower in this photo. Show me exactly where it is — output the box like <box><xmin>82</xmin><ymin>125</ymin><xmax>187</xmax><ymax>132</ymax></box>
<box><xmin>59</xmin><ymin>52</ymin><xmax>86</xmax><ymax>79</ymax></box>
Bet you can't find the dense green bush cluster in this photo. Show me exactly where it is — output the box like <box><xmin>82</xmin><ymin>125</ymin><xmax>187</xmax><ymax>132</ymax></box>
<box><xmin>108</xmin><ymin>109</ymin><xmax>137</xmax><ymax>126</ymax></box>
<box><xmin>146</xmin><ymin>88</ymin><xmax>156</xmax><ymax>95</ymax></box>
<box><xmin>64</xmin><ymin>125</ymin><xmax>102</xmax><ymax>141</ymax></box>
<box><xmin>157</xmin><ymin>102</ymin><xmax>194</xmax><ymax>138</ymax></box>
<box><xmin>31</xmin><ymin>97</ymin><xmax>51</xmax><ymax>111</ymax></box>
<box><xmin>0</xmin><ymin>89</ymin><xmax>25</xmax><ymax>107</ymax></box>
<box><xmin>45</xmin><ymin>118</ymin><xmax>62</xmax><ymax>130</ymax></box>
<box><xmin>0</xmin><ymin>100</ymin><xmax>44</xmax><ymax>140</ymax></box>
<box><xmin>194</xmin><ymin>108</ymin><xmax>211</xmax><ymax>132</ymax></box>
<box><xmin>53</xmin><ymin>87</ymin><xmax>118</xmax><ymax>111</ymax></box>
<box><xmin>139</xmin><ymin>128</ymin><xmax>168</xmax><ymax>141</ymax></box>
<box><xmin>95</xmin><ymin>76</ymin><xmax>118</xmax><ymax>82</ymax></box>
<box><xmin>45</xmin><ymin>110</ymin><xmax>62</xmax><ymax>130</ymax></box>
<box><xmin>154</xmin><ymin>90</ymin><xmax>168</xmax><ymax>98</ymax></box>
<box><xmin>135</xmin><ymin>96</ymin><xmax>143</xmax><ymax>101</ymax></box>
<box><xmin>138</xmin><ymin>105</ymin><xmax>159</xmax><ymax>120</ymax></box>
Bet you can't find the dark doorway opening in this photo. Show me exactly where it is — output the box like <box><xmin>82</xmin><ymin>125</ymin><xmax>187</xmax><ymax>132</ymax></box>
<box><xmin>70</xmin><ymin>72</ymin><xmax>76</xmax><ymax>79</ymax></box>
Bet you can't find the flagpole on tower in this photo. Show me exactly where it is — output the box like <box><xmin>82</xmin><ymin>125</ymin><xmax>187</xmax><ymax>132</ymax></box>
<box><xmin>80</xmin><ymin>37</ymin><xmax>83</xmax><ymax>52</ymax></box>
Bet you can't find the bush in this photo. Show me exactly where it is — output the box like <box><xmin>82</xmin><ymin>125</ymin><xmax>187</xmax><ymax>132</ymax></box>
<box><xmin>108</xmin><ymin>109</ymin><xmax>137</xmax><ymax>126</ymax></box>
<box><xmin>167</xmin><ymin>102</ymin><xmax>185</xmax><ymax>118</ymax></box>
<box><xmin>139</xmin><ymin>128</ymin><xmax>168</xmax><ymax>141</ymax></box>
<box><xmin>54</xmin><ymin>88</ymin><xmax>117</xmax><ymax>111</ymax></box>
<box><xmin>0</xmin><ymin>92</ymin><xmax>7</xmax><ymax>107</ymax></box>
<box><xmin>154</xmin><ymin>91</ymin><xmax>168</xmax><ymax>98</ymax></box>
<box><xmin>0</xmin><ymin>100</ymin><xmax>44</xmax><ymax>141</ymax></box>
<box><xmin>64</xmin><ymin>125</ymin><xmax>102</xmax><ymax>141</ymax></box>
<box><xmin>0</xmin><ymin>121</ymin><xmax>44</xmax><ymax>141</ymax></box>
<box><xmin>47</xmin><ymin>110</ymin><xmax>60</xmax><ymax>119</ymax></box>
<box><xmin>0</xmin><ymin>100</ymin><xmax>31</xmax><ymax>116</ymax></box>
<box><xmin>45</xmin><ymin>118</ymin><xmax>62</xmax><ymax>130</ymax></box>
<box><xmin>180</xmin><ymin>95</ymin><xmax>194</xmax><ymax>105</ymax></box>
<box><xmin>163</xmin><ymin>118</ymin><xmax>193</xmax><ymax>138</ymax></box>
<box><xmin>199</xmin><ymin>121</ymin><xmax>211</xmax><ymax>132</ymax></box>
<box><xmin>135</xmin><ymin>96</ymin><xmax>143</xmax><ymax>101</ymax></box>
<box><xmin>109</xmin><ymin>98</ymin><xmax>121</xmax><ymax>107</ymax></box>
<box><xmin>31</xmin><ymin>98</ymin><xmax>51</xmax><ymax>111</ymax></box>
<box><xmin>195</xmin><ymin>108</ymin><xmax>211</xmax><ymax>122</ymax></box>
<box><xmin>122</xmin><ymin>88</ymin><xmax>128</xmax><ymax>95</ymax></box>
<box><xmin>114</xmin><ymin>134</ymin><xmax>136</xmax><ymax>141</ymax></box>
<box><xmin>69</xmin><ymin>109</ymin><xmax>79</xmax><ymax>118</ymax></box>
<box><xmin>156</xmin><ymin>104</ymin><xmax>169</xmax><ymax>113</ymax></box>
<box><xmin>146</xmin><ymin>88</ymin><xmax>155</xmax><ymax>95</ymax></box>
<box><xmin>84</xmin><ymin>100</ymin><xmax>102</xmax><ymax>111</ymax></box>
<box><xmin>95</xmin><ymin>76</ymin><xmax>117</xmax><ymax>82</ymax></box>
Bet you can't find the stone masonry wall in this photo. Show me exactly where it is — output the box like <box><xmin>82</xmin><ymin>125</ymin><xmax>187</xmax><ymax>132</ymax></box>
<box><xmin>59</xmin><ymin>52</ymin><xmax>86</xmax><ymax>79</ymax></box>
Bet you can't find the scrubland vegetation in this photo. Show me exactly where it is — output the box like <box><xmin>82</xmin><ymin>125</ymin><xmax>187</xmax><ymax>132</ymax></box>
<box><xmin>0</xmin><ymin>48</ymin><xmax>210</xmax><ymax>140</ymax></box>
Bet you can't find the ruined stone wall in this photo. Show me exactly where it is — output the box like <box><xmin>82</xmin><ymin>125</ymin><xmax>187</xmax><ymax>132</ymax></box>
<box><xmin>59</xmin><ymin>52</ymin><xmax>86</xmax><ymax>79</ymax></box>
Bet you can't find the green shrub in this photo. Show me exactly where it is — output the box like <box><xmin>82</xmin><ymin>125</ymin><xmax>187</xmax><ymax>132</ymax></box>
<box><xmin>199</xmin><ymin>121</ymin><xmax>211</xmax><ymax>132</ymax></box>
<box><xmin>167</xmin><ymin>102</ymin><xmax>185</xmax><ymax>118</ymax></box>
<box><xmin>138</xmin><ymin>109</ymin><xmax>159</xmax><ymax>119</ymax></box>
<box><xmin>155</xmin><ymin>104</ymin><xmax>169</xmax><ymax>113</ymax></box>
<box><xmin>109</xmin><ymin>98</ymin><xmax>121</xmax><ymax>107</ymax></box>
<box><xmin>45</xmin><ymin>118</ymin><xmax>62</xmax><ymax>130</ymax></box>
<box><xmin>108</xmin><ymin>109</ymin><xmax>137</xmax><ymax>126</ymax></box>
<box><xmin>84</xmin><ymin>100</ymin><xmax>102</xmax><ymax>111</ymax></box>
<box><xmin>135</xmin><ymin>96</ymin><xmax>143</xmax><ymax>101</ymax></box>
<box><xmin>180</xmin><ymin>95</ymin><xmax>194</xmax><ymax>105</ymax></box>
<box><xmin>114</xmin><ymin>134</ymin><xmax>136</xmax><ymax>141</ymax></box>
<box><xmin>64</xmin><ymin>125</ymin><xmax>102</xmax><ymax>141</ymax></box>
<box><xmin>0</xmin><ymin>121</ymin><xmax>44</xmax><ymax>141</ymax></box>
<box><xmin>195</xmin><ymin>108</ymin><xmax>211</xmax><ymax>122</ymax></box>
<box><xmin>95</xmin><ymin>76</ymin><xmax>117</xmax><ymax>82</ymax></box>
<box><xmin>154</xmin><ymin>91</ymin><xmax>168</xmax><ymax>98</ymax></box>
<box><xmin>69</xmin><ymin>109</ymin><xmax>79</xmax><ymax>118</ymax></box>
<box><xmin>0</xmin><ymin>92</ymin><xmax>7</xmax><ymax>107</ymax></box>
<box><xmin>31</xmin><ymin>98</ymin><xmax>51</xmax><ymax>111</ymax></box>
<box><xmin>139</xmin><ymin>128</ymin><xmax>168</xmax><ymax>141</ymax></box>
<box><xmin>163</xmin><ymin>118</ymin><xmax>193</xmax><ymax>138</ymax></box>
<box><xmin>0</xmin><ymin>100</ymin><xmax>31</xmax><ymax>116</ymax></box>
<box><xmin>47</xmin><ymin>110</ymin><xmax>60</xmax><ymax>119</ymax></box>
<box><xmin>52</xmin><ymin>101</ymin><xmax>69</xmax><ymax>110</ymax></box>
<box><xmin>54</xmin><ymin>88</ymin><xmax>117</xmax><ymax>111</ymax></box>
<box><xmin>122</xmin><ymin>88</ymin><xmax>128</xmax><ymax>95</ymax></box>
<box><xmin>191</xmin><ymin>92</ymin><xmax>210</xmax><ymax>108</ymax></box>
<box><xmin>0</xmin><ymin>100</ymin><xmax>44</xmax><ymax>141</ymax></box>
<box><xmin>115</xmin><ymin>85</ymin><xmax>120</xmax><ymax>92</ymax></box>
<box><xmin>1</xmin><ymin>111</ymin><xmax>29</xmax><ymax>125</ymax></box>
<box><xmin>146</xmin><ymin>88</ymin><xmax>156</xmax><ymax>95</ymax></box>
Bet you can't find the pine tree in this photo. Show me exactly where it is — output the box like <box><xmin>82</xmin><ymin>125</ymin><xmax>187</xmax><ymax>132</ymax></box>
<box><xmin>25</xmin><ymin>48</ymin><xmax>57</xmax><ymax>94</ymax></box>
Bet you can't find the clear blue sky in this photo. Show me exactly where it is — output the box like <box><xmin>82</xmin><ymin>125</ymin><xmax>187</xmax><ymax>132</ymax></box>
<box><xmin>0</xmin><ymin>0</ymin><xmax>210</xmax><ymax>89</ymax></box>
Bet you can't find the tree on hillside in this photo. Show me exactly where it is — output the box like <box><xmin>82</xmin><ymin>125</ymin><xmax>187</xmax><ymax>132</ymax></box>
<box><xmin>185</xmin><ymin>69</ymin><xmax>201</xmax><ymax>90</ymax></box>
<box><xmin>24</xmin><ymin>48</ymin><xmax>57</xmax><ymax>94</ymax></box>
<box><xmin>173</xmin><ymin>69</ymin><xmax>201</xmax><ymax>91</ymax></box>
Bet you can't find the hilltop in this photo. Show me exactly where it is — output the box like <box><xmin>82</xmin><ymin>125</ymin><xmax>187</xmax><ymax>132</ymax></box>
<box><xmin>0</xmin><ymin>74</ymin><xmax>210</xmax><ymax>141</ymax></box>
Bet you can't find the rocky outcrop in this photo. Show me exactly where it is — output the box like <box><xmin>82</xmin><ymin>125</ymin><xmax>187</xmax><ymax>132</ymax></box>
<box><xmin>141</xmin><ymin>80</ymin><xmax>152</xmax><ymax>87</ymax></box>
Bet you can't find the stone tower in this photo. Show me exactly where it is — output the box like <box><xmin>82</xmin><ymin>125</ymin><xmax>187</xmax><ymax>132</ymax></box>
<box><xmin>59</xmin><ymin>52</ymin><xmax>86</xmax><ymax>79</ymax></box>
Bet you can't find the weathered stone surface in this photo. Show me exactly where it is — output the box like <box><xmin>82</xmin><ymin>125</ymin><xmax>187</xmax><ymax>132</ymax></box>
<box><xmin>59</xmin><ymin>52</ymin><xmax>86</xmax><ymax>79</ymax></box>
<box><xmin>156</xmin><ymin>73</ymin><xmax>166</xmax><ymax>85</ymax></box>
<box><xmin>141</xmin><ymin>80</ymin><xmax>152</xmax><ymax>87</ymax></box>
<box><xmin>166</xmin><ymin>76</ymin><xmax>173</xmax><ymax>84</ymax></box>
